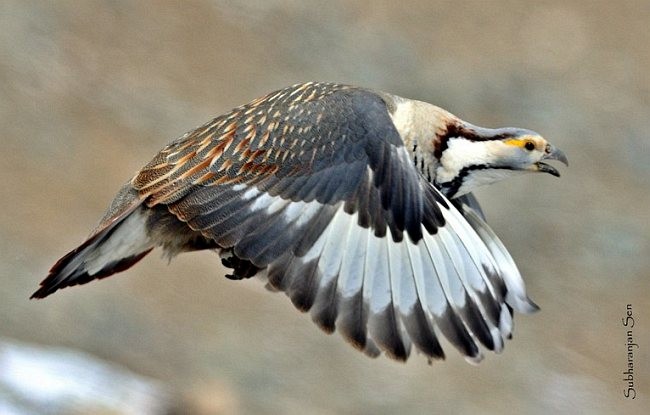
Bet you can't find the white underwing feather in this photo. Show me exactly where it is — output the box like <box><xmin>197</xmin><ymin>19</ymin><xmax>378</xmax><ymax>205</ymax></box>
<box><xmin>459</xmin><ymin>204</ymin><xmax>538</xmax><ymax>314</ymax></box>
<box><xmin>365</xmin><ymin>234</ymin><xmax>390</xmax><ymax>313</ymax></box>
<box><xmin>247</xmin><ymin>187</ymin><xmax>533</xmax><ymax>361</ymax></box>
<box><xmin>337</xmin><ymin>217</ymin><xmax>367</xmax><ymax>299</ymax></box>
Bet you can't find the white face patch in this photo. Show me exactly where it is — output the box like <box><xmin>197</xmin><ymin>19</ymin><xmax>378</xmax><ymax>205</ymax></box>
<box><xmin>435</xmin><ymin>138</ymin><xmax>526</xmax><ymax>196</ymax></box>
<box><xmin>436</xmin><ymin>138</ymin><xmax>497</xmax><ymax>183</ymax></box>
<box><xmin>454</xmin><ymin>168</ymin><xmax>527</xmax><ymax>197</ymax></box>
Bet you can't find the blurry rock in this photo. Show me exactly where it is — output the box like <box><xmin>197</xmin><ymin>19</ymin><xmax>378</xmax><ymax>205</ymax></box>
<box><xmin>181</xmin><ymin>379</ymin><xmax>240</xmax><ymax>415</ymax></box>
<box><xmin>0</xmin><ymin>338</ymin><xmax>175</xmax><ymax>415</ymax></box>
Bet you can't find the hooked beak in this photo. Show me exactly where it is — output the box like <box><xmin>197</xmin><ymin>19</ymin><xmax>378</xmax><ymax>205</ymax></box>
<box><xmin>535</xmin><ymin>144</ymin><xmax>569</xmax><ymax>177</ymax></box>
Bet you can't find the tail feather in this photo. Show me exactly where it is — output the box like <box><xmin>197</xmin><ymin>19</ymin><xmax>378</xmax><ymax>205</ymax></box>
<box><xmin>31</xmin><ymin>195</ymin><xmax>154</xmax><ymax>299</ymax></box>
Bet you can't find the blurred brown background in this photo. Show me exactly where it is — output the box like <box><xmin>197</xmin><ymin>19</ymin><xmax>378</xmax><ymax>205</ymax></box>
<box><xmin>1</xmin><ymin>1</ymin><xmax>648</xmax><ymax>414</ymax></box>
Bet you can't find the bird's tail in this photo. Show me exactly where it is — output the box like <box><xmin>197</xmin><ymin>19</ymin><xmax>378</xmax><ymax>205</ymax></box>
<box><xmin>31</xmin><ymin>190</ymin><xmax>154</xmax><ymax>299</ymax></box>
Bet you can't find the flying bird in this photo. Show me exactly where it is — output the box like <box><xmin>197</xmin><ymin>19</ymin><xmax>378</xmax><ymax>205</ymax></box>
<box><xmin>32</xmin><ymin>82</ymin><xmax>567</xmax><ymax>363</ymax></box>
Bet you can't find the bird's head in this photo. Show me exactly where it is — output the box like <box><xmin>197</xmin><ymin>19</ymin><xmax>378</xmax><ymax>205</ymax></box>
<box><xmin>493</xmin><ymin>131</ymin><xmax>568</xmax><ymax>177</ymax></box>
<box><xmin>435</xmin><ymin>126</ymin><xmax>568</xmax><ymax>198</ymax></box>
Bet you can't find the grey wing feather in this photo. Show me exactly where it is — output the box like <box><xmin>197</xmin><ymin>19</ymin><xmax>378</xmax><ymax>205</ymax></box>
<box><xmin>453</xmin><ymin>192</ymin><xmax>486</xmax><ymax>221</ymax></box>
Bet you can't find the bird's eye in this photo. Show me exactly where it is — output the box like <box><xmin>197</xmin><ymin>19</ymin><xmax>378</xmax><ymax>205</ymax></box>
<box><xmin>524</xmin><ymin>141</ymin><xmax>535</xmax><ymax>151</ymax></box>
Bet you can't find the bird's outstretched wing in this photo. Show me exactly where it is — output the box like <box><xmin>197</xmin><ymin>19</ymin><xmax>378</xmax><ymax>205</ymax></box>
<box><xmin>131</xmin><ymin>82</ymin><xmax>536</xmax><ymax>362</ymax></box>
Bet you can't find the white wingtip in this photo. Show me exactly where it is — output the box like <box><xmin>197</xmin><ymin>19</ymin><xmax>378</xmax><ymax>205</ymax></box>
<box><xmin>464</xmin><ymin>352</ymin><xmax>484</xmax><ymax>365</ymax></box>
<box><xmin>506</xmin><ymin>292</ymin><xmax>540</xmax><ymax>314</ymax></box>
